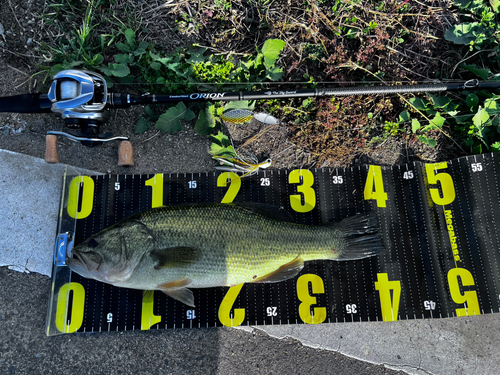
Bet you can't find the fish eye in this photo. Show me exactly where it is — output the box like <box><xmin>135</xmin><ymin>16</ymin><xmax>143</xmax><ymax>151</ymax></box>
<box><xmin>88</xmin><ymin>239</ymin><xmax>99</xmax><ymax>248</ymax></box>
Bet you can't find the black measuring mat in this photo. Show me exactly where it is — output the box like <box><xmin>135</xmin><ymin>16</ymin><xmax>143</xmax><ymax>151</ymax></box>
<box><xmin>46</xmin><ymin>153</ymin><xmax>500</xmax><ymax>335</ymax></box>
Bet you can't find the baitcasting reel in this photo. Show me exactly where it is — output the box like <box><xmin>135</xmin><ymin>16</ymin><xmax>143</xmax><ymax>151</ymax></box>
<box><xmin>44</xmin><ymin>70</ymin><xmax>133</xmax><ymax>166</ymax></box>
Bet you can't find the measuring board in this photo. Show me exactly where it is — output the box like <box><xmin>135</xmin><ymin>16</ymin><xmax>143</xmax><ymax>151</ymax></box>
<box><xmin>46</xmin><ymin>153</ymin><xmax>500</xmax><ymax>336</ymax></box>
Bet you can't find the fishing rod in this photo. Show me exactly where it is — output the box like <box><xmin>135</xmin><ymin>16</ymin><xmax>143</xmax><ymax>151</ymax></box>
<box><xmin>1</xmin><ymin>69</ymin><xmax>499</xmax><ymax>165</ymax></box>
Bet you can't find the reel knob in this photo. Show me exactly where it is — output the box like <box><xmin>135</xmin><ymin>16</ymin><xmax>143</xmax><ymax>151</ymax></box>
<box><xmin>44</xmin><ymin>134</ymin><xmax>59</xmax><ymax>164</ymax></box>
<box><xmin>118</xmin><ymin>141</ymin><xmax>134</xmax><ymax>167</ymax></box>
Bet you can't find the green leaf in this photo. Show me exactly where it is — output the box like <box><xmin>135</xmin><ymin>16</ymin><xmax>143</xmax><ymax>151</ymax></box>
<box><xmin>67</xmin><ymin>61</ymin><xmax>85</xmax><ymax>68</ymax></box>
<box><xmin>491</xmin><ymin>142</ymin><xmax>500</xmax><ymax>152</ymax></box>
<box><xmin>429</xmin><ymin>95</ymin><xmax>451</xmax><ymax>109</ymax></box>
<box><xmin>223</xmin><ymin>100</ymin><xmax>255</xmax><ymax>111</ymax></box>
<box><xmin>134</xmin><ymin>41</ymin><xmax>149</xmax><ymax>56</ymax></box>
<box><xmin>211</xmin><ymin>143</ymin><xmax>236</xmax><ymax>158</ymax></box>
<box><xmin>473</xmin><ymin>107</ymin><xmax>490</xmax><ymax>127</ymax></box>
<box><xmin>186</xmin><ymin>47</ymin><xmax>208</xmax><ymax>63</ymax></box>
<box><xmin>417</xmin><ymin>135</ymin><xmax>437</xmax><ymax>147</ymax></box>
<box><xmin>98</xmin><ymin>63</ymin><xmax>130</xmax><ymax>77</ymax></box>
<box><xmin>484</xmin><ymin>98</ymin><xmax>500</xmax><ymax>115</ymax></box>
<box><xmin>50</xmin><ymin>64</ymin><xmax>65</xmax><ymax>78</ymax></box>
<box><xmin>461</xmin><ymin>64</ymin><xmax>490</xmax><ymax>80</ymax></box>
<box><xmin>110</xmin><ymin>64</ymin><xmax>130</xmax><ymax>77</ymax></box>
<box><xmin>155</xmin><ymin>103</ymin><xmax>195</xmax><ymax>133</ymax></box>
<box><xmin>444</xmin><ymin>22</ymin><xmax>488</xmax><ymax>45</ymax></box>
<box><xmin>156</xmin><ymin>110</ymin><xmax>183</xmax><ymax>133</ymax></box>
<box><xmin>116</xmin><ymin>42</ymin><xmax>132</xmax><ymax>53</ymax></box>
<box><xmin>491</xmin><ymin>0</ymin><xmax>500</xmax><ymax>13</ymax></box>
<box><xmin>195</xmin><ymin>105</ymin><xmax>216</xmax><ymax>135</ymax></box>
<box><xmin>156</xmin><ymin>106</ymin><xmax>184</xmax><ymax>133</ymax></box>
<box><xmin>466</xmin><ymin>93</ymin><xmax>479</xmax><ymax>109</ymax></box>
<box><xmin>114</xmin><ymin>54</ymin><xmax>133</xmax><ymax>64</ymax></box>
<box><xmin>430</xmin><ymin>112</ymin><xmax>445</xmax><ymax>128</ymax></box>
<box><xmin>145</xmin><ymin>105</ymin><xmax>159</xmax><ymax>121</ymax></box>
<box><xmin>210</xmin><ymin>131</ymin><xmax>231</xmax><ymax>147</ymax></box>
<box><xmin>150</xmin><ymin>61</ymin><xmax>162</xmax><ymax>71</ymax></box>
<box><xmin>93</xmin><ymin>53</ymin><xmax>104</xmax><ymax>65</ymax></box>
<box><xmin>261</xmin><ymin>39</ymin><xmax>285</xmax><ymax>68</ymax></box>
<box><xmin>176</xmin><ymin>102</ymin><xmax>195</xmax><ymax>121</ymax></box>
<box><xmin>398</xmin><ymin>110</ymin><xmax>410</xmax><ymax>123</ymax></box>
<box><xmin>408</xmin><ymin>97</ymin><xmax>428</xmax><ymax>111</ymax></box>
<box><xmin>452</xmin><ymin>114</ymin><xmax>474</xmax><ymax>124</ymax></box>
<box><xmin>266</xmin><ymin>65</ymin><xmax>284</xmax><ymax>81</ymax></box>
<box><xmin>411</xmin><ymin>119</ymin><xmax>421</xmax><ymax>133</ymax></box>
<box><xmin>134</xmin><ymin>116</ymin><xmax>151</xmax><ymax>134</ymax></box>
<box><xmin>125</xmin><ymin>29</ymin><xmax>135</xmax><ymax>46</ymax></box>
<box><xmin>150</xmin><ymin>52</ymin><xmax>172</xmax><ymax>65</ymax></box>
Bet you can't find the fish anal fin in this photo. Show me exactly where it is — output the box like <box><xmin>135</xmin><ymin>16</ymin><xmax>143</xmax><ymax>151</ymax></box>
<box><xmin>254</xmin><ymin>256</ymin><xmax>304</xmax><ymax>283</ymax></box>
<box><xmin>157</xmin><ymin>279</ymin><xmax>195</xmax><ymax>307</ymax></box>
<box><xmin>150</xmin><ymin>246</ymin><xmax>201</xmax><ymax>270</ymax></box>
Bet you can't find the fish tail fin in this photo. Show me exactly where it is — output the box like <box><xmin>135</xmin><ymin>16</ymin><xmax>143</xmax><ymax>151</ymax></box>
<box><xmin>333</xmin><ymin>211</ymin><xmax>384</xmax><ymax>260</ymax></box>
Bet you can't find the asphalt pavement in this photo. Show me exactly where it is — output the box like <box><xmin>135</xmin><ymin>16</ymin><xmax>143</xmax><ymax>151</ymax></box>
<box><xmin>1</xmin><ymin>149</ymin><xmax>499</xmax><ymax>375</ymax></box>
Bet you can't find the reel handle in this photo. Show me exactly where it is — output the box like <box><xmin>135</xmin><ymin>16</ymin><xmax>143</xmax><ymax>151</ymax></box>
<box><xmin>44</xmin><ymin>134</ymin><xmax>60</xmax><ymax>164</ymax></box>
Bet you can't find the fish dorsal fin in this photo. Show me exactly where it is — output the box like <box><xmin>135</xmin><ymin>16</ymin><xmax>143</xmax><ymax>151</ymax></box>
<box><xmin>231</xmin><ymin>203</ymin><xmax>294</xmax><ymax>223</ymax></box>
<box><xmin>157</xmin><ymin>279</ymin><xmax>195</xmax><ymax>307</ymax></box>
<box><xmin>150</xmin><ymin>247</ymin><xmax>201</xmax><ymax>269</ymax></box>
<box><xmin>254</xmin><ymin>256</ymin><xmax>304</xmax><ymax>283</ymax></box>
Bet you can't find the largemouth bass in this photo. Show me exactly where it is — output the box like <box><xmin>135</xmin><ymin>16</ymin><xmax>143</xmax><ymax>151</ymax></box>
<box><xmin>67</xmin><ymin>203</ymin><xmax>384</xmax><ymax>307</ymax></box>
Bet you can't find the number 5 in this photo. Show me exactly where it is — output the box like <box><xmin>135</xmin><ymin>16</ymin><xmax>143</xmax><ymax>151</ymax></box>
<box><xmin>425</xmin><ymin>163</ymin><xmax>455</xmax><ymax>205</ymax></box>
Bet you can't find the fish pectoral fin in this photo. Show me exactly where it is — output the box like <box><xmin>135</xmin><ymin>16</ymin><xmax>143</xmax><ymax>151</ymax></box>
<box><xmin>254</xmin><ymin>256</ymin><xmax>304</xmax><ymax>283</ymax></box>
<box><xmin>150</xmin><ymin>246</ymin><xmax>201</xmax><ymax>270</ymax></box>
<box><xmin>158</xmin><ymin>280</ymin><xmax>195</xmax><ymax>307</ymax></box>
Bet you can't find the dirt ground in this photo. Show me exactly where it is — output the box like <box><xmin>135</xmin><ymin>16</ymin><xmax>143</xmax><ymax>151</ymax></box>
<box><xmin>0</xmin><ymin>0</ymin><xmax>465</xmax><ymax>174</ymax></box>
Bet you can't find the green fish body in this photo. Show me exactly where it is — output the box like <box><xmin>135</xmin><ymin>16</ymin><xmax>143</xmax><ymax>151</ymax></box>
<box><xmin>68</xmin><ymin>203</ymin><xmax>384</xmax><ymax>307</ymax></box>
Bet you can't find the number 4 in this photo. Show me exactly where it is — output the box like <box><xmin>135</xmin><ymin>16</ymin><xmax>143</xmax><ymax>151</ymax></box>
<box><xmin>364</xmin><ymin>165</ymin><xmax>388</xmax><ymax>208</ymax></box>
<box><xmin>374</xmin><ymin>273</ymin><xmax>401</xmax><ymax>322</ymax></box>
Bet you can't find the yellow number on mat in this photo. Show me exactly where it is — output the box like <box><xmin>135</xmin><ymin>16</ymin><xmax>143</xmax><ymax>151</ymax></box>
<box><xmin>67</xmin><ymin>176</ymin><xmax>94</xmax><ymax>219</ymax></box>
<box><xmin>425</xmin><ymin>163</ymin><xmax>456</xmax><ymax>206</ymax></box>
<box><xmin>218</xmin><ymin>284</ymin><xmax>245</xmax><ymax>327</ymax></box>
<box><xmin>141</xmin><ymin>290</ymin><xmax>162</xmax><ymax>330</ymax></box>
<box><xmin>374</xmin><ymin>273</ymin><xmax>401</xmax><ymax>322</ymax></box>
<box><xmin>55</xmin><ymin>282</ymin><xmax>85</xmax><ymax>333</ymax></box>
<box><xmin>289</xmin><ymin>169</ymin><xmax>316</xmax><ymax>213</ymax></box>
<box><xmin>217</xmin><ymin>172</ymin><xmax>241</xmax><ymax>203</ymax></box>
<box><xmin>364</xmin><ymin>165</ymin><xmax>388</xmax><ymax>208</ymax></box>
<box><xmin>297</xmin><ymin>274</ymin><xmax>326</xmax><ymax>324</ymax></box>
<box><xmin>448</xmin><ymin>268</ymin><xmax>480</xmax><ymax>316</ymax></box>
<box><xmin>145</xmin><ymin>174</ymin><xmax>164</xmax><ymax>208</ymax></box>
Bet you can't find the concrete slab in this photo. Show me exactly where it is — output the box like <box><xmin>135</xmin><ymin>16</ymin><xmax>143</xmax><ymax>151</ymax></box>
<box><xmin>1</xmin><ymin>149</ymin><xmax>500</xmax><ymax>375</ymax></box>
<box><xmin>250</xmin><ymin>313</ymin><xmax>499</xmax><ymax>375</ymax></box>
<box><xmin>0</xmin><ymin>149</ymin><xmax>99</xmax><ymax>276</ymax></box>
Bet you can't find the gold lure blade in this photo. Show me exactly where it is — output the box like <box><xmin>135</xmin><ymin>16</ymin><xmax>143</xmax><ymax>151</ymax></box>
<box><xmin>221</xmin><ymin>109</ymin><xmax>254</xmax><ymax>124</ymax></box>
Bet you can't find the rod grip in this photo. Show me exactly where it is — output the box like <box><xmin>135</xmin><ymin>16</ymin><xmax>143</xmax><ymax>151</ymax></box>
<box><xmin>44</xmin><ymin>135</ymin><xmax>59</xmax><ymax>164</ymax></box>
<box><xmin>0</xmin><ymin>94</ymin><xmax>52</xmax><ymax>113</ymax></box>
<box><xmin>118</xmin><ymin>140</ymin><xmax>134</xmax><ymax>166</ymax></box>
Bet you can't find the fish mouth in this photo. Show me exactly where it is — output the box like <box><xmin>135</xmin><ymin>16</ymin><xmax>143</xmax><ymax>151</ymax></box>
<box><xmin>67</xmin><ymin>250</ymin><xmax>102</xmax><ymax>277</ymax></box>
